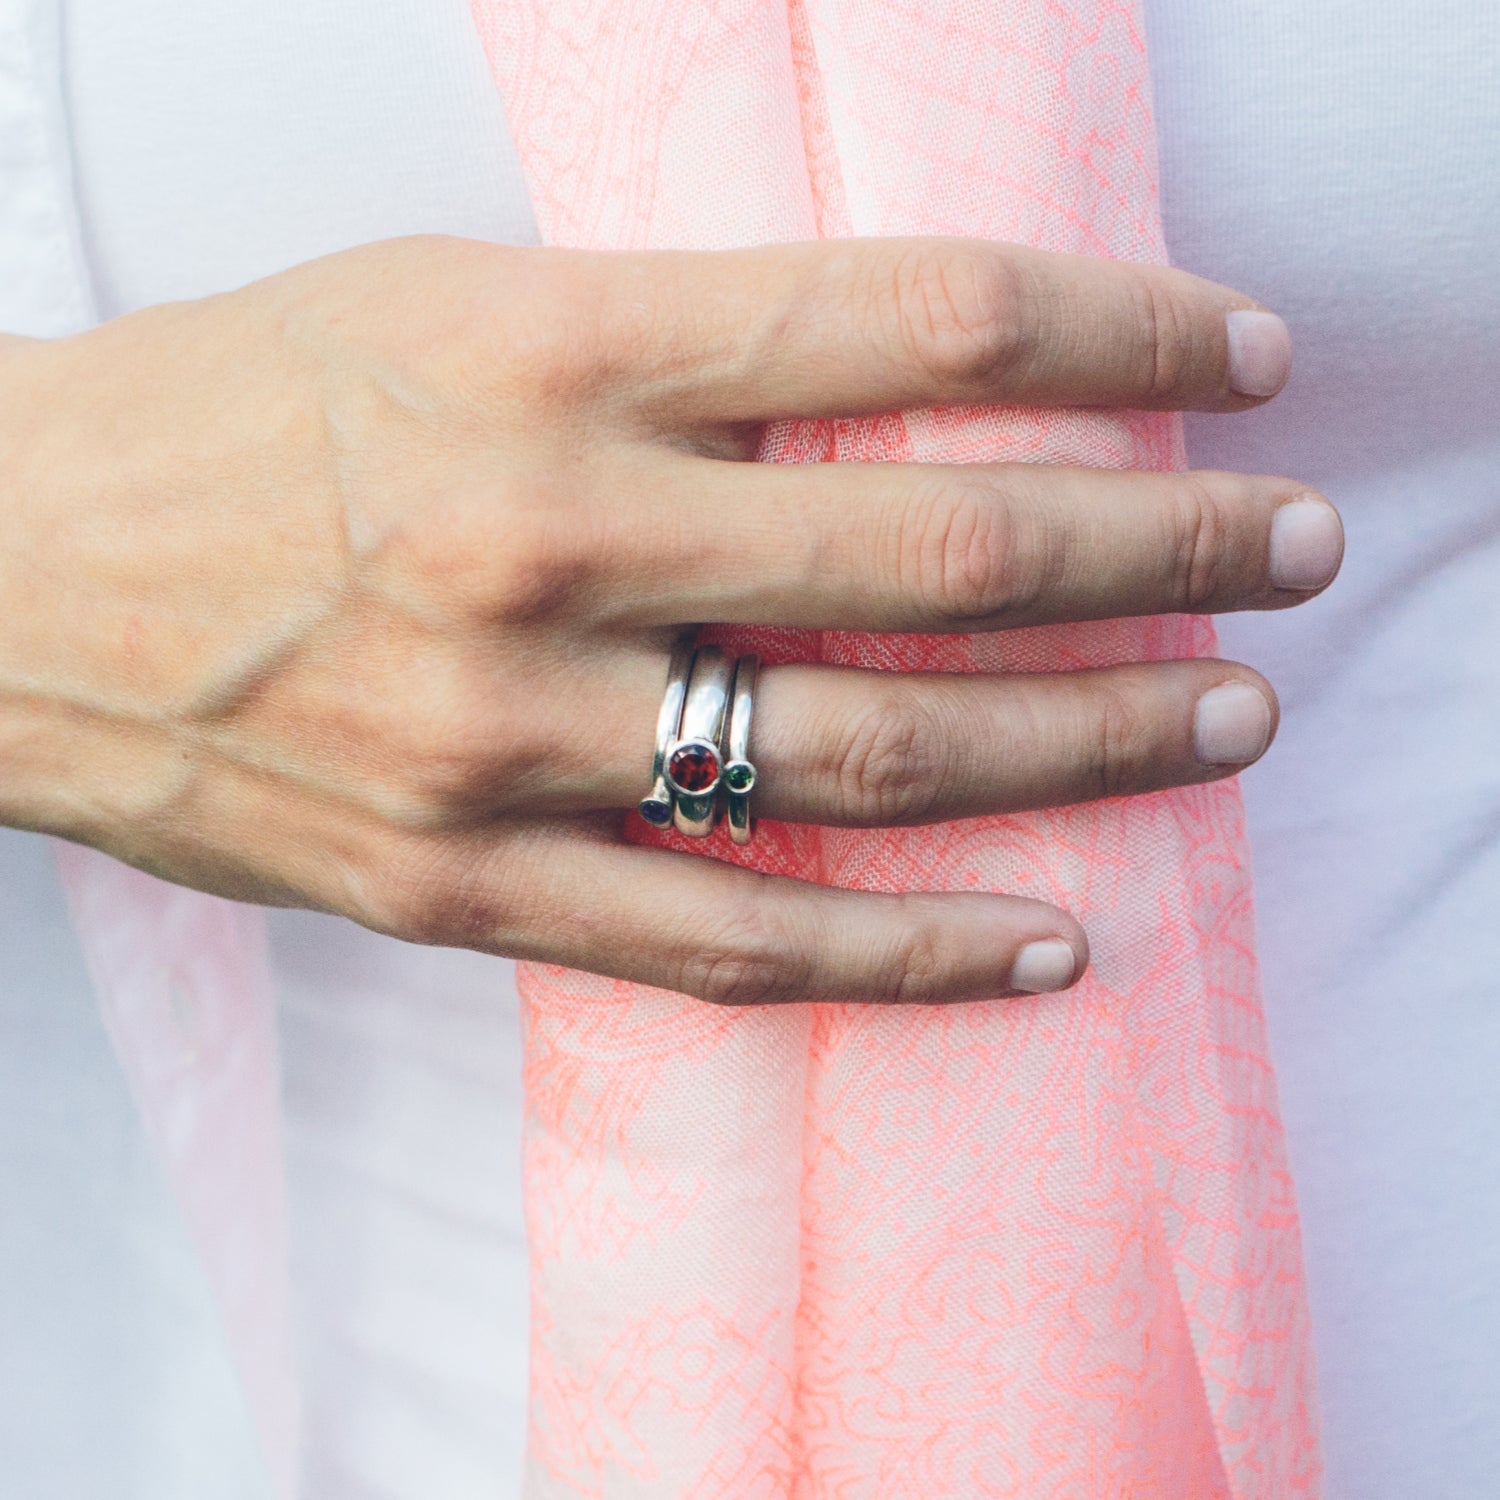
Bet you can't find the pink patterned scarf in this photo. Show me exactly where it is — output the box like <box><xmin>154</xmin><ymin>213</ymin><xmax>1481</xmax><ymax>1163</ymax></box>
<box><xmin>470</xmin><ymin>2</ymin><xmax>1320</xmax><ymax>1493</ymax></box>
<box><xmin>59</xmin><ymin>1</ymin><xmax>1319</xmax><ymax>1493</ymax></box>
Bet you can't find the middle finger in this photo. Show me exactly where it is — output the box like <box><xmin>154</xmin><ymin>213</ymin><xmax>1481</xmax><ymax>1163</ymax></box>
<box><xmin>623</xmin><ymin>456</ymin><xmax>1343</xmax><ymax>631</ymax></box>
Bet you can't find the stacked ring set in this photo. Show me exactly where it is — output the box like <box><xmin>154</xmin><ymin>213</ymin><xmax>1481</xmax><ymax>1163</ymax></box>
<box><xmin>638</xmin><ymin>643</ymin><xmax>759</xmax><ymax>844</ymax></box>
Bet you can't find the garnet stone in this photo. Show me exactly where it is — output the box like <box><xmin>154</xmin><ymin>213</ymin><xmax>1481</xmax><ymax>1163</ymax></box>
<box><xmin>667</xmin><ymin>741</ymin><xmax>721</xmax><ymax>794</ymax></box>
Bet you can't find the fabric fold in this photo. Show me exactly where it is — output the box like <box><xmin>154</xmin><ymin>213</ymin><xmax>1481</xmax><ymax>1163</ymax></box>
<box><xmin>472</xmin><ymin>2</ymin><xmax>1319</xmax><ymax>1494</ymax></box>
<box><xmin>54</xmin><ymin>844</ymin><xmax>300</xmax><ymax>1496</ymax></box>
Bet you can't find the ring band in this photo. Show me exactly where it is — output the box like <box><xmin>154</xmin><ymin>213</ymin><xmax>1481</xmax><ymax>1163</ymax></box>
<box><xmin>638</xmin><ymin>639</ymin><xmax>695</xmax><ymax>828</ymax></box>
<box><xmin>724</xmin><ymin>653</ymin><xmax>759</xmax><ymax>845</ymax></box>
<box><xmin>669</xmin><ymin>645</ymin><xmax>734</xmax><ymax>837</ymax></box>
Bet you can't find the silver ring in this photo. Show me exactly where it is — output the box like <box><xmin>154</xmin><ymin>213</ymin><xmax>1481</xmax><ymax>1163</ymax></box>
<box><xmin>637</xmin><ymin>639</ymin><xmax>694</xmax><ymax>829</ymax></box>
<box><xmin>668</xmin><ymin>645</ymin><xmax>733</xmax><ymax>837</ymax></box>
<box><xmin>724</xmin><ymin>653</ymin><xmax>759</xmax><ymax>845</ymax></box>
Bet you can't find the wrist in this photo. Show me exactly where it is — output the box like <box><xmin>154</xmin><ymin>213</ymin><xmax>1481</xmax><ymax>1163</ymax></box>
<box><xmin>0</xmin><ymin>331</ymin><xmax>116</xmax><ymax>843</ymax></box>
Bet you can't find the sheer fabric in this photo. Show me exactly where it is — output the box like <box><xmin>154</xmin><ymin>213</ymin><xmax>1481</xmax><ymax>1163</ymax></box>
<box><xmin>471</xmin><ymin>1</ymin><xmax>1318</xmax><ymax>1493</ymax></box>
<box><xmin>49</xmin><ymin>0</ymin><xmax>1321</xmax><ymax>1493</ymax></box>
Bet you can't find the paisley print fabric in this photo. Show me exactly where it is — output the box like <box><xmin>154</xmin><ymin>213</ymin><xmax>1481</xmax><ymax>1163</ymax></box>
<box><xmin>47</xmin><ymin>2</ymin><xmax>1323</xmax><ymax>1493</ymax></box>
<box><xmin>468</xmin><ymin>2</ymin><xmax>1321</xmax><ymax>1494</ymax></box>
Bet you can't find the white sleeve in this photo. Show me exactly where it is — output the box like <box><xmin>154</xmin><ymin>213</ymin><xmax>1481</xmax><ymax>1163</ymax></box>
<box><xmin>0</xmin><ymin>0</ymin><xmax>95</xmax><ymax>335</ymax></box>
<box><xmin>0</xmin><ymin>7</ymin><xmax>275</xmax><ymax>1497</ymax></box>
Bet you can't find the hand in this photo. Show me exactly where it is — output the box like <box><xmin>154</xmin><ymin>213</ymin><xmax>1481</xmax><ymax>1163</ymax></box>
<box><xmin>0</xmin><ymin>235</ymin><xmax>1339</xmax><ymax>1005</ymax></box>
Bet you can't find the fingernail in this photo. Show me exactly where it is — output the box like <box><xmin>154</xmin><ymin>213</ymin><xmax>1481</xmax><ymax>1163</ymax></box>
<box><xmin>1269</xmin><ymin>496</ymin><xmax>1343</xmax><ymax>591</ymax></box>
<box><xmin>1226</xmin><ymin>309</ymin><xmax>1292</xmax><ymax>398</ymax></box>
<box><xmin>1010</xmin><ymin>938</ymin><xmax>1078</xmax><ymax>994</ymax></box>
<box><xmin>1193</xmin><ymin>682</ymin><xmax>1273</xmax><ymax>766</ymax></box>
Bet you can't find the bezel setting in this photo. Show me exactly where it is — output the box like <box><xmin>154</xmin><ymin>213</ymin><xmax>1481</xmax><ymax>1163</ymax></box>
<box><xmin>665</xmin><ymin>738</ymin><xmax>723</xmax><ymax>797</ymax></box>
<box><xmin>723</xmin><ymin>759</ymin><xmax>757</xmax><ymax>794</ymax></box>
<box><xmin>637</xmin><ymin>793</ymin><xmax>673</xmax><ymax>826</ymax></box>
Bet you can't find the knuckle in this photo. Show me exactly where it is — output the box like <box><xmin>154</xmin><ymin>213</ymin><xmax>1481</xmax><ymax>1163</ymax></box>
<box><xmin>687</xmin><ymin>951</ymin><xmax>797</xmax><ymax>1008</ymax></box>
<box><xmin>886</xmin><ymin>244</ymin><xmax>1029</xmax><ymax>389</ymax></box>
<box><xmin>485</xmin><ymin>511</ymin><xmax>603</xmax><ymax>628</ymax></box>
<box><xmin>902</xmin><ymin>474</ymin><xmax>1036</xmax><ymax>624</ymax></box>
<box><xmin>1166</xmin><ymin>472</ymin><xmax>1236</xmax><ymax>611</ymax></box>
<box><xmin>476</xmin><ymin>250</ymin><xmax>618</xmax><ymax>407</ymax></box>
<box><xmin>833</xmin><ymin>692</ymin><xmax>946</xmax><ymax>824</ymax></box>
<box><xmin>679</xmin><ymin>903</ymin><xmax>811</xmax><ymax>1007</ymax></box>
<box><xmin>404</xmin><ymin>727</ymin><xmax>503</xmax><ymax>817</ymax></box>
<box><xmin>884</xmin><ymin>917</ymin><xmax>950</xmax><ymax>1006</ymax></box>
<box><xmin>380</xmin><ymin>841</ymin><xmax>517</xmax><ymax>951</ymax></box>
<box><xmin>394</xmin><ymin>666</ymin><xmax>549</xmax><ymax>817</ymax></box>
<box><xmin>1130</xmin><ymin>274</ymin><xmax>1194</xmax><ymax>406</ymax></box>
<box><xmin>1087</xmin><ymin>685</ymin><xmax>1151</xmax><ymax>801</ymax></box>
<box><xmin>381</xmin><ymin>487</ymin><xmax>600</xmax><ymax>628</ymax></box>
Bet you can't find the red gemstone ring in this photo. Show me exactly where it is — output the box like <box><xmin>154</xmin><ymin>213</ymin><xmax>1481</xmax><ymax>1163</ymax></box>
<box><xmin>637</xmin><ymin>638</ymin><xmax>696</xmax><ymax>829</ymax></box>
<box><xmin>666</xmin><ymin>645</ymin><xmax>735</xmax><ymax>838</ymax></box>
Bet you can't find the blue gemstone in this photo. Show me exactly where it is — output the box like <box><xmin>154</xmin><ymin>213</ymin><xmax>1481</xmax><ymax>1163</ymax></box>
<box><xmin>638</xmin><ymin>797</ymin><xmax>672</xmax><ymax>826</ymax></box>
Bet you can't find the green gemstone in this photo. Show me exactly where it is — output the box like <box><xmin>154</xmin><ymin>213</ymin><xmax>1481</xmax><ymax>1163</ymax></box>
<box><xmin>724</xmin><ymin>761</ymin><xmax>756</xmax><ymax>793</ymax></box>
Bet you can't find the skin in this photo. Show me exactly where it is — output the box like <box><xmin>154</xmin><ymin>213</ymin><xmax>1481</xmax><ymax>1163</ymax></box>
<box><xmin>0</xmin><ymin>234</ymin><xmax>1340</xmax><ymax>1006</ymax></box>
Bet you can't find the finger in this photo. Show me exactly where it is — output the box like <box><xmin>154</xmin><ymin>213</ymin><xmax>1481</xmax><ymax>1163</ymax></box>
<box><xmin>749</xmin><ymin>659</ymin><xmax>1278</xmax><ymax>827</ymax></box>
<box><xmin>573</xmin><ymin>656</ymin><xmax>1278</xmax><ymax>828</ymax></box>
<box><xmin>625</xmin><ymin>458</ymin><xmax>1343</xmax><ymax>631</ymax></box>
<box><xmin>183</xmin><ymin>692</ymin><xmax>1090</xmax><ymax>1007</ymax></box>
<box><xmin>594</xmin><ymin>238</ymin><xmax>1291</xmax><ymax>425</ymax></box>
<box><xmin>393</xmin><ymin>826</ymin><xmax>1089</xmax><ymax>1006</ymax></box>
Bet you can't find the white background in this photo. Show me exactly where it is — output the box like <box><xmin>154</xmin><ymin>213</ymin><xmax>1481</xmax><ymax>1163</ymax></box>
<box><xmin>1</xmin><ymin>0</ymin><xmax>1497</xmax><ymax>1494</ymax></box>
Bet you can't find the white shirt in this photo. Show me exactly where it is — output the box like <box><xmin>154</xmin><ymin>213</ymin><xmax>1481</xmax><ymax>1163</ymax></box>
<box><xmin>1</xmin><ymin>1</ymin><xmax>1496</xmax><ymax>1496</ymax></box>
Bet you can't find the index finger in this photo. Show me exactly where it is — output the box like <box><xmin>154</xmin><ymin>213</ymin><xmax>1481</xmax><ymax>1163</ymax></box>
<box><xmin>600</xmin><ymin>237</ymin><xmax>1291</xmax><ymax>425</ymax></box>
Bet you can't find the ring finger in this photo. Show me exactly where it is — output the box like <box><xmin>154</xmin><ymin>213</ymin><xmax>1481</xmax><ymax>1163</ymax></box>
<box><xmin>747</xmin><ymin>659</ymin><xmax>1276</xmax><ymax>826</ymax></box>
<box><xmin>556</xmin><ymin>652</ymin><xmax>1277</xmax><ymax>827</ymax></box>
